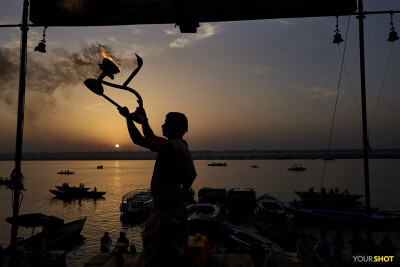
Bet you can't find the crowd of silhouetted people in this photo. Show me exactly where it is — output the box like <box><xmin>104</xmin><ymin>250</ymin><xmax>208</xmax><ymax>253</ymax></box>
<box><xmin>297</xmin><ymin>228</ymin><xmax>396</xmax><ymax>266</ymax></box>
<box><xmin>100</xmin><ymin>231</ymin><xmax>136</xmax><ymax>267</ymax></box>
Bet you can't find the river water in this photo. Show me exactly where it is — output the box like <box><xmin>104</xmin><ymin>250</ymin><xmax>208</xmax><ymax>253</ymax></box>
<box><xmin>0</xmin><ymin>159</ymin><xmax>399</xmax><ymax>266</ymax></box>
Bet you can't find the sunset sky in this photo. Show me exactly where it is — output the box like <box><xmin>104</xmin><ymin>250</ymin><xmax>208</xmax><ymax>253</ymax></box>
<box><xmin>0</xmin><ymin>0</ymin><xmax>400</xmax><ymax>153</ymax></box>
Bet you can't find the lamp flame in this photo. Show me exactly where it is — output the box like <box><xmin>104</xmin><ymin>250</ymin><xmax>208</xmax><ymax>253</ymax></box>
<box><xmin>101</xmin><ymin>48</ymin><xmax>121</xmax><ymax>66</ymax></box>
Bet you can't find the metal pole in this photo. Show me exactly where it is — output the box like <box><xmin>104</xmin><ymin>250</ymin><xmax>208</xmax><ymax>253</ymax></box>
<box><xmin>357</xmin><ymin>0</ymin><xmax>372</xmax><ymax>253</ymax></box>
<box><xmin>10</xmin><ymin>0</ymin><xmax>29</xmax><ymax>250</ymax></box>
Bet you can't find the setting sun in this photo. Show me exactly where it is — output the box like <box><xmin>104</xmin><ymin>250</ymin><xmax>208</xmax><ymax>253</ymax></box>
<box><xmin>115</xmin><ymin>144</ymin><xmax>119</xmax><ymax>148</ymax></box>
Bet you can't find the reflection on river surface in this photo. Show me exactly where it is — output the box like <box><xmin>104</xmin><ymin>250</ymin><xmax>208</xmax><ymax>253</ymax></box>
<box><xmin>0</xmin><ymin>159</ymin><xmax>399</xmax><ymax>266</ymax></box>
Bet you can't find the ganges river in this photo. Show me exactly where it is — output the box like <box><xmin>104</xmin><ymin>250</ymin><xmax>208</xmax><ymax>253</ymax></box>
<box><xmin>1</xmin><ymin>159</ymin><xmax>399</xmax><ymax>266</ymax></box>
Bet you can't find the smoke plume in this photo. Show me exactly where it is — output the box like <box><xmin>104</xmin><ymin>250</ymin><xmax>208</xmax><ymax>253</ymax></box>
<box><xmin>0</xmin><ymin>43</ymin><xmax>136</xmax><ymax>107</ymax></box>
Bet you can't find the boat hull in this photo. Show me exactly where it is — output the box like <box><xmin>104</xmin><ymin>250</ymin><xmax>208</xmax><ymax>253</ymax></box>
<box><xmin>256</xmin><ymin>194</ymin><xmax>288</xmax><ymax>224</ymax></box>
<box><xmin>120</xmin><ymin>189</ymin><xmax>152</xmax><ymax>224</ymax></box>
<box><xmin>187</xmin><ymin>203</ymin><xmax>221</xmax><ymax>221</ymax></box>
<box><xmin>49</xmin><ymin>189</ymin><xmax>106</xmax><ymax>199</ymax></box>
<box><xmin>286</xmin><ymin>205</ymin><xmax>400</xmax><ymax>227</ymax></box>
<box><xmin>227</xmin><ymin>188</ymin><xmax>256</xmax><ymax>216</ymax></box>
<box><xmin>5</xmin><ymin>216</ymin><xmax>86</xmax><ymax>251</ymax></box>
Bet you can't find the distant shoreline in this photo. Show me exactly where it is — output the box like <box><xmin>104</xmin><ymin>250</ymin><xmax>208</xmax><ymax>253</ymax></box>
<box><xmin>0</xmin><ymin>149</ymin><xmax>399</xmax><ymax>161</ymax></box>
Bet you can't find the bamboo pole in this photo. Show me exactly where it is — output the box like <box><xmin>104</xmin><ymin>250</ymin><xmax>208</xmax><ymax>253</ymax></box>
<box><xmin>10</xmin><ymin>0</ymin><xmax>29</xmax><ymax>253</ymax></box>
<box><xmin>357</xmin><ymin>0</ymin><xmax>372</xmax><ymax>254</ymax></box>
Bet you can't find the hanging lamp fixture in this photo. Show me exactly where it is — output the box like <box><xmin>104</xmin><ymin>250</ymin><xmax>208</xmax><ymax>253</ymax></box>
<box><xmin>387</xmin><ymin>12</ymin><xmax>399</xmax><ymax>42</ymax></box>
<box><xmin>34</xmin><ymin>26</ymin><xmax>47</xmax><ymax>53</ymax></box>
<box><xmin>333</xmin><ymin>16</ymin><xmax>344</xmax><ymax>44</ymax></box>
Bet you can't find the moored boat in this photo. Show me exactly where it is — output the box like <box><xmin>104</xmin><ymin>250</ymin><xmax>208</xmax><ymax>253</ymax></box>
<box><xmin>186</xmin><ymin>203</ymin><xmax>221</xmax><ymax>221</ymax></box>
<box><xmin>288</xmin><ymin>164</ymin><xmax>306</xmax><ymax>171</ymax></box>
<box><xmin>221</xmin><ymin>221</ymin><xmax>284</xmax><ymax>253</ymax></box>
<box><xmin>207</xmin><ymin>162</ymin><xmax>227</xmax><ymax>167</ymax></box>
<box><xmin>285</xmin><ymin>204</ymin><xmax>400</xmax><ymax>226</ymax></box>
<box><xmin>227</xmin><ymin>188</ymin><xmax>256</xmax><ymax>216</ymax></box>
<box><xmin>256</xmin><ymin>194</ymin><xmax>288</xmax><ymax>223</ymax></box>
<box><xmin>251</xmin><ymin>215</ymin><xmax>307</xmax><ymax>252</ymax></box>
<box><xmin>5</xmin><ymin>213</ymin><xmax>86</xmax><ymax>250</ymax></box>
<box><xmin>294</xmin><ymin>188</ymin><xmax>363</xmax><ymax>211</ymax></box>
<box><xmin>120</xmin><ymin>189</ymin><xmax>152</xmax><ymax>220</ymax></box>
<box><xmin>198</xmin><ymin>187</ymin><xmax>227</xmax><ymax>207</ymax></box>
<box><xmin>286</xmin><ymin>188</ymin><xmax>399</xmax><ymax>226</ymax></box>
<box><xmin>57</xmin><ymin>170</ymin><xmax>74</xmax><ymax>175</ymax></box>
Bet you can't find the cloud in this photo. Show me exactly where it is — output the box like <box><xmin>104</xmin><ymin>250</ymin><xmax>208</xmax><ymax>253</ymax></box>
<box><xmin>168</xmin><ymin>23</ymin><xmax>218</xmax><ymax>48</ymax></box>
<box><xmin>277</xmin><ymin>19</ymin><xmax>292</xmax><ymax>26</ymax></box>
<box><xmin>308</xmin><ymin>86</ymin><xmax>337</xmax><ymax>98</ymax></box>
<box><xmin>252</xmin><ymin>65</ymin><xmax>272</xmax><ymax>75</ymax></box>
<box><xmin>163</xmin><ymin>28</ymin><xmax>179</xmax><ymax>36</ymax></box>
<box><xmin>124</xmin><ymin>43</ymin><xmax>165</xmax><ymax>58</ymax></box>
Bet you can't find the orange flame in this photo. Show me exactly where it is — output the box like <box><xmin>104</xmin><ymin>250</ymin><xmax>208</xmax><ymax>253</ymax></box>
<box><xmin>101</xmin><ymin>48</ymin><xmax>121</xmax><ymax>66</ymax></box>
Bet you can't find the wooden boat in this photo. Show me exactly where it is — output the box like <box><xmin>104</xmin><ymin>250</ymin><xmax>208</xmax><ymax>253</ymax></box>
<box><xmin>295</xmin><ymin>189</ymin><xmax>363</xmax><ymax>200</ymax></box>
<box><xmin>49</xmin><ymin>188</ymin><xmax>105</xmax><ymax>199</ymax></box>
<box><xmin>285</xmin><ymin>204</ymin><xmax>400</xmax><ymax>226</ymax></box>
<box><xmin>256</xmin><ymin>194</ymin><xmax>288</xmax><ymax>223</ymax></box>
<box><xmin>287</xmin><ymin>164</ymin><xmax>306</xmax><ymax>171</ymax></box>
<box><xmin>251</xmin><ymin>215</ymin><xmax>308</xmax><ymax>252</ymax></box>
<box><xmin>186</xmin><ymin>203</ymin><xmax>221</xmax><ymax>221</ymax></box>
<box><xmin>207</xmin><ymin>162</ymin><xmax>227</xmax><ymax>166</ymax></box>
<box><xmin>286</xmin><ymin>188</ymin><xmax>399</xmax><ymax>226</ymax></box>
<box><xmin>221</xmin><ymin>221</ymin><xmax>283</xmax><ymax>253</ymax></box>
<box><xmin>227</xmin><ymin>188</ymin><xmax>256</xmax><ymax>216</ymax></box>
<box><xmin>120</xmin><ymin>189</ymin><xmax>152</xmax><ymax>220</ymax></box>
<box><xmin>198</xmin><ymin>187</ymin><xmax>227</xmax><ymax>207</ymax></box>
<box><xmin>5</xmin><ymin>213</ymin><xmax>86</xmax><ymax>250</ymax></box>
<box><xmin>294</xmin><ymin>188</ymin><xmax>363</xmax><ymax>211</ymax></box>
<box><xmin>57</xmin><ymin>170</ymin><xmax>74</xmax><ymax>175</ymax></box>
<box><xmin>55</xmin><ymin>183</ymin><xmax>90</xmax><ymax>191</ymax></box>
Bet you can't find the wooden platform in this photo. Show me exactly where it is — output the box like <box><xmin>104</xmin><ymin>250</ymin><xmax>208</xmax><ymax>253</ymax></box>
<box><xmin>2</xmin><ymin>250</ymin><xmax>66</xmax><ymax>267</ymax></box>
<box><xmin>84</xmin><ymin>254</ymin><xmax>113</xmax><ymax>267</ymax></box>
<box><xmin>84</xmin><ymin>253</ymin><xmax>254</xmax><ymax>267</ymax></box>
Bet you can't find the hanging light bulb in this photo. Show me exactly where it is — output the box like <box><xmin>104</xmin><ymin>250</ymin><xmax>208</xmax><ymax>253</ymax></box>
<box><xmin>35</xmin><ymin>26</ymin><xmax>47</xmax><ymax>53</ymax></box>
<box><xmin>333</xmin><ymin>16</ymin><xmax>344</xmax><ymax>44</ymax></box>
<box><xmin>387</xmin><ymin>12</ymin><xmax>399</xmax><ymax>42</ymax></box>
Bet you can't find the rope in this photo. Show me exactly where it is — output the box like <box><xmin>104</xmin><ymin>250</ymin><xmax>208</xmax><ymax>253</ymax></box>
<box><xmin>319</xmin><ymin>16</ymin><xmax>351</xmax><ymax>191</ymax></box>
<box><xmin>338</xmin><ymin>47</ymin><xmax>362</xmax><ymax>116</ymax></box>
<box><xmin>368</xmin><ymin>42</ymin><xmax>394</xmax><ymax>139</ymax></box>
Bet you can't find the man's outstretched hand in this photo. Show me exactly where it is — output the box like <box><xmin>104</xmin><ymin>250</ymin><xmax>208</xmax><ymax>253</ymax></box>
<box><xmin>119</xmin><ymin>106</ymin><xmax>148</xmax><ymax>124</ymax></box>
<box><xmin>118</xmin><ymin>106</ymin><xmax>130</xmax><ymax>118</ymax></box>
<box><xmin>135</xmin><ymin>107</ymin><xmax>148</xmax><ymax>122</ymax></box>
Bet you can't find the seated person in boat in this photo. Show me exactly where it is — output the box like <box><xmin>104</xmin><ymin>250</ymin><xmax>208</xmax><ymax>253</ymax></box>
<box><xmin>119</xmin><ymin>106</ymin><xmax>197</xmax><ymax>267</ymax></box>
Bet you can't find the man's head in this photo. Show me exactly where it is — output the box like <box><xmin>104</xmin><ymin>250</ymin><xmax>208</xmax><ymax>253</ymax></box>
<box><xmin>162</xmin><ymin>112</ymin><xmax>188</xmax><ymax>139</ymax></box>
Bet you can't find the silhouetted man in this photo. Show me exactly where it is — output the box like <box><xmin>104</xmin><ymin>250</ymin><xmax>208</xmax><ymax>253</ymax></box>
<box><xmin>119</xmin><ymin>106</ymin><xmax>197</xmax><ymax>267</ymax></box>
